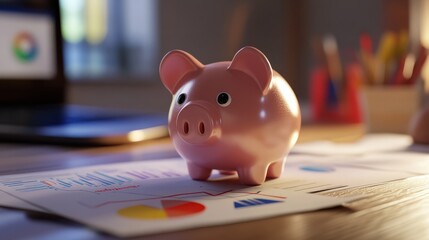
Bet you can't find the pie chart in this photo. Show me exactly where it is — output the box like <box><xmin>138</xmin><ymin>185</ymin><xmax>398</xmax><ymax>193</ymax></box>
<box><xmin>13</xmin><ymin>32</ymin><xmax>38</xmax><ymax>62</ymax></box>
<box><xmin>117</xmin><ymin>200</ymin><xmax>205</xmax><ymax>220</ymax></box>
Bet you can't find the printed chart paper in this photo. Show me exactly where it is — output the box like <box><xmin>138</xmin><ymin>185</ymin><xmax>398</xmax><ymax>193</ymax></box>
<box><xmin>284</xmin><ymin>156</ymin><xmax>414</xmax><ymax>190</ymax></box>
<box><xmin>291</xmin><ymin>134</ymin><xmax>412</xmax><ymax>156</ymax></box>
<box><xmin>0</xmin><ymin>159</ymin><xmax>354</xmax><ymax>237</ymax></box>
<box><xmin>327</xmin><ymin>152</ymin><xmax>429</xmax><ymax>175</ymax></box>
<box><xmin>0</xmin><ymin>190</ymin><xmax>43</xmax><ymax>212</ymax></box>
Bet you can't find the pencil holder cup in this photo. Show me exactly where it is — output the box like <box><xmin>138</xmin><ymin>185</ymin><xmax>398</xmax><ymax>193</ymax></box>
<box><xmin>360</xmin><ymin>85</ymin><xmax>421</xmax><ymax>133</ymax></box>
<box><xmin>309</xmin><ymin>64</ymin><xmax>362</xmax><ymax>123</ymax></box>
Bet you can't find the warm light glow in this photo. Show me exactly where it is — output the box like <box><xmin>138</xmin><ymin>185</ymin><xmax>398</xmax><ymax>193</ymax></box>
<box><xmin>85</xmin><ymin>0</ymin><xmax>108</xmax><ymax>44</ymax></box>
<box><xmin>127</xmin><ymin>130</ymin><xmax>146</xmax><ymax>142</ymax></box>
<box><xmin>286</xmin><ymin>89</ymin><xmax>300</xmax><ymax>118</ymax></box>
<box><xmin>60</xmin><ymin>0</ymin><xmax>85</xmax><ymax>43</ymax></box>
<box><xmin>419</xmin><ymin>0</ymin><xmax>429</xmax><ymax>91</ymax></box>
<box><xmin>290</xmin><ymin>130</ymin><xmax>300</xmax><ymax>146</ymax></box>
<box><xmin>403</xmin><ymin>54</ymin><xmax>416</xmax><ymax>80</ymax></box>
<box><xmin>423</xmin><ymin>61</ymin><xmax>429</xmax><ymax>92</ymax></box>
<box><xmin>61</xmin><ymin>0</ymin><xmax>108</xmax><ymax>44</ymax></box>
<box><xmin>275</xmin><ymin>76</ymin><xmax>300</xmax><ymax>118</ymax></box>
<box><xmin>421</xmin><ymin>0</ymin><xmax>429</xmax><ymax>48</ymax></box>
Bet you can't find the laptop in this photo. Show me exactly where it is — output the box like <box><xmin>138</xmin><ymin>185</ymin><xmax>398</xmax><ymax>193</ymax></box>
<box><xmin>0</xmin><ymin>0</ymin><xmax>168</xmax><ymax>145</ymax></box>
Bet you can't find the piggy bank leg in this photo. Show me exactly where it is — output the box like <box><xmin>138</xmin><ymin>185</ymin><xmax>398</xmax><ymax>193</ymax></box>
<box><xmin>187</xmin><ymin>162</ymin><xmax>212</xmax><ymax>180</ymax></box>
<box><xmin>267</xmin><ymin>160</ymin><xmax>285</xmax><ymax>179</ymax></box>
<box><xmin>237</xmin><ymin>165</ymin><xmax>269</xmax><ymax>185</ymax></box>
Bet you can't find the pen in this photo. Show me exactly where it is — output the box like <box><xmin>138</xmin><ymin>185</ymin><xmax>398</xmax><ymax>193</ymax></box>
<box><xmin>377</xmin><ymin>32</ymin><xmax>397</xmax><ymax>85</ymax></box>
<box><xmin>323</xmin><ymin>34</ymin><xmax>343</xmax><ymax>102</ymax></box>
<box><xmin>359</xmin><ymin>33</ymin><xmax>375</xmax><ymax>85</ymax></box>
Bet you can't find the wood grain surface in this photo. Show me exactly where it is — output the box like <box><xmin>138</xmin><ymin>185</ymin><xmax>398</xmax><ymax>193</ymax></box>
<box><xmin>1</xmin><ymin>124</ymin><xmax>429</xmax><ymax>240</ymax></box>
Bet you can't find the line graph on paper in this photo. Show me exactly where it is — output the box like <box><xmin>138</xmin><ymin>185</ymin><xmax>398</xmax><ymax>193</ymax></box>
<box><xmin>80</xmin><ymin>188</ymin><xmax>290</xmax><ymax>209</ymax></box>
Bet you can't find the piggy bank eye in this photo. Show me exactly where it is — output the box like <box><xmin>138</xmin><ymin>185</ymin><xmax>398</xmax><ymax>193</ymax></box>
<box><xmin>217</xmin><ymin>92</ymin><xmax>231</xmax><ymax>107</ymax></box>
<box><xmin>177</xmin><ymin>93</ymin><xmax>187</xmax><ymax>105</ymax></box>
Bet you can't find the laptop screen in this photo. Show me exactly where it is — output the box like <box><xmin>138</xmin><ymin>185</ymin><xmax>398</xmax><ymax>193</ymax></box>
<box><xmin>0</xmin><ymin>1</ymin><xmax>56</xmax><ymax>79</ymax></box>
<box><xmin>0</xmin><ymin>0</ymin><xmax>64</xmax><ymax>104</ymax></box>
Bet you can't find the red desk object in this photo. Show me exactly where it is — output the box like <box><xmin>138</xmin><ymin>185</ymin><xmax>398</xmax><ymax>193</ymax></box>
<box><xmin>310</xmin><ymin>64</ymin><xmax>362</xmax><ymax>123</ymax></box>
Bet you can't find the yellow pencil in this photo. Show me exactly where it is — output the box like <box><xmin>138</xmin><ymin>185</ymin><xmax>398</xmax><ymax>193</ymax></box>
<box><xmin>377</xmin><ymin>32</ymin><xmax>397</xmax><ymax>84</ymax></box>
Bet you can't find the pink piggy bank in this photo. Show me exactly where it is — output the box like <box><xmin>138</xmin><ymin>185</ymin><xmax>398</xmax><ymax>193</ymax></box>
<box><xmin>160</xmin><ymin>46</ymin><xmax>301</xmax><ymax>185</ymax></box>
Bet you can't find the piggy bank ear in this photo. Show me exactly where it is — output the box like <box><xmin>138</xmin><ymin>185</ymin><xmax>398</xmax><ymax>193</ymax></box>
<box><xmin>228</xmin><ymin>47</ymin><xmax>273</xmax><ymax>95</ymax></box>
<box><xmin>159</xmin><ymin>50</ymin><xmax>204</xmax><ymax>94</ymax></box>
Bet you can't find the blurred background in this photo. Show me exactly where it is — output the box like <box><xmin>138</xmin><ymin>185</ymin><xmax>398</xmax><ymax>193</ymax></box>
<box><xmin>64</xmin><ymin>0</ymin><xmax>426</xmax><ymax>125</ymax></box>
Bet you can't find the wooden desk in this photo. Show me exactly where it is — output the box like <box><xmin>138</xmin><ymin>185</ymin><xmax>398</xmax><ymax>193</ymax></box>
<box><xmin>1</xmin><ymin>124</ymin><xmax>429</xmax><ymax>240</ymax></box>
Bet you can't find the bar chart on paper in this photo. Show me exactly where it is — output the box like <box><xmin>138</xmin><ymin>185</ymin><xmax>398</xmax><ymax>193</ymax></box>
<box><xmin>1</xmin><ymin>162</ymin><xmax>188</xmax><ymax>193</ymax></box>
<box><xmin>234</xmin><ymin>198</ymin><xmax>283</xmax><ymax>209</ymax></box>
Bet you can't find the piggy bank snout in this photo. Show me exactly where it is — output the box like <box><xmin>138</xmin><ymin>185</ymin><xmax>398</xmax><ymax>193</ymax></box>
<box><xmin>176</xmin><ymin>102</ymin><xmax>220</xmax><ymax>144</ymax></box>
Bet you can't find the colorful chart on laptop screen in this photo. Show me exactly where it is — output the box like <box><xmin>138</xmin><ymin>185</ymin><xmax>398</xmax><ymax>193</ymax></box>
<box><xmin>117</xmin><ymin>200</ymin><xmax>205</xmax><ymax>220</ymax></box>
<box><xmin>13</xmin><ymin>32</ymin><xmax>38</xmax><ymax>62</ymax></box>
